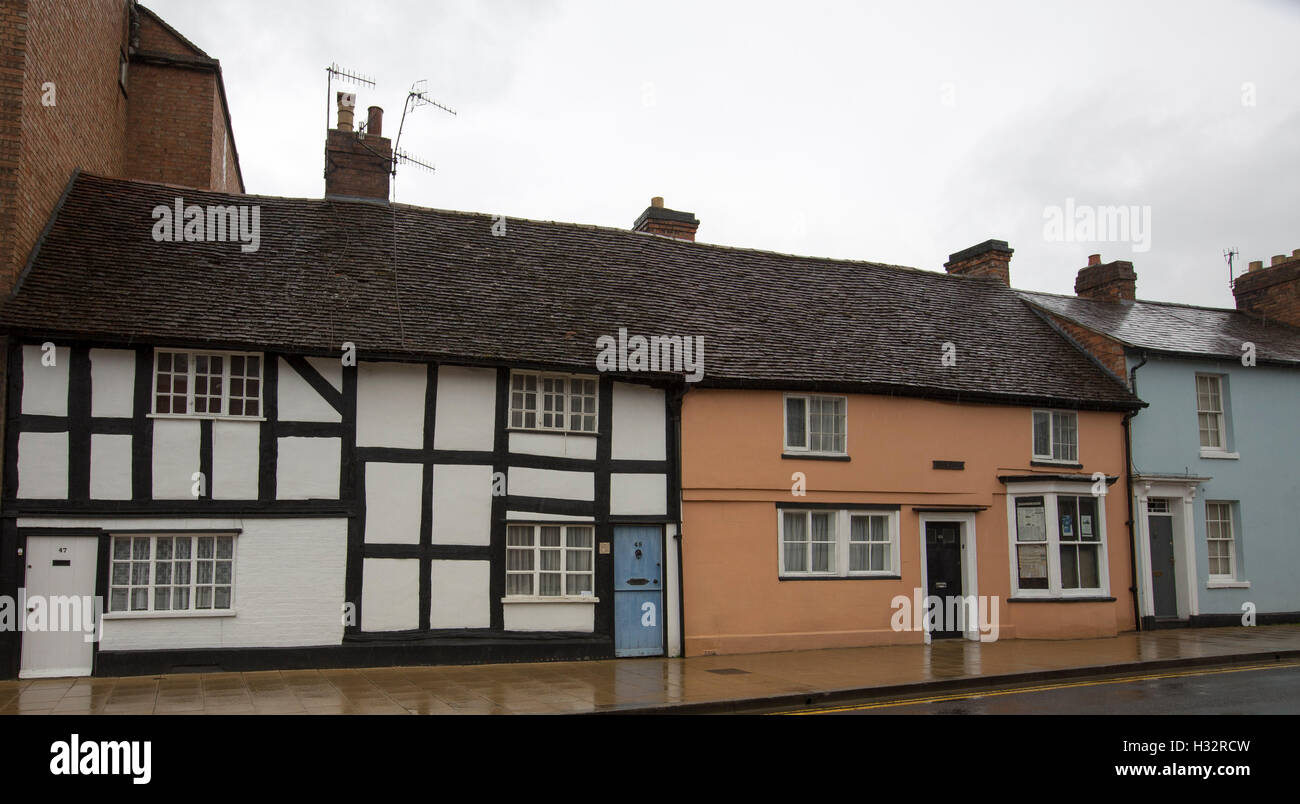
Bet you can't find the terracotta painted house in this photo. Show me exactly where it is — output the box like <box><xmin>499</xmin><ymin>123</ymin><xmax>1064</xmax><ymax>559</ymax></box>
<box><xmin>1022</xmin><ymin>253</ymin><xmax>1300</xmax><ymax>632</ymax></box>
<box><xmin>676</xmin><ymin>240</ymin><xmax>1145</xmax><ymax>656</ymax></box>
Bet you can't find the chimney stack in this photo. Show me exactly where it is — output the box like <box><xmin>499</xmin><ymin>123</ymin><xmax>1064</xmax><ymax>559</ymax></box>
<box><xmin>633</xmin><ymin>197</ymin><xmax>700</xmax><ymax>241</ymax></box>
<box><xmin>1232</xmin><ymin>248</ymin><xmax>1300</xmax><ymax>327</ymax></box>
<box><xmin>944</xmin><ymin>239</ymin><xmax>1013</xmax><ymax>284</ymax></box>
<box><xmin>325</xmin><ymin>93</ymin><xmax>392</xmax><ymax>201</ymax></box>
<box><xmin>1074</xmin><ymin>254</ymin><xmax>1137</xmax><ymax>302</ymax></box>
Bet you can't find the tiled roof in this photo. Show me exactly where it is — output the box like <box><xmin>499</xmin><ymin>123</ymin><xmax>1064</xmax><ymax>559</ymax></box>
<box><xmin>0</xmin><ymin>173</ymin><xmax>1141</xmax><ymax>409</ymax></box>
<box><xmin>1020</xmin><ymin>291</ymin><xmax>1300</xmax><ymax>366</ymax></box>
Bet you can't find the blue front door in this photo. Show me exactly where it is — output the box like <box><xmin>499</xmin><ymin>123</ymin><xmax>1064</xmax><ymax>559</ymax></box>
<box><xmin>614</xmin><ymin>525</ymin><xmax>663</xmax><ymax>657</ymax></box>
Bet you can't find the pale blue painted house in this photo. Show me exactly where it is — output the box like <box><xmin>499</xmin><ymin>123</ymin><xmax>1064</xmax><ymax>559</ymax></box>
<box><xmin>1021</xmin><ymin>253</ymin><xmax>1300</xmax><ymax>629</ymax></box>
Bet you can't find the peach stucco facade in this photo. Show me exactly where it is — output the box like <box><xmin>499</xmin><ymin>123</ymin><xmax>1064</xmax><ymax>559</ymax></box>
<box><xmin>680</xmin><ymin>388</ymin><xmax>1136</xmax><ymax>656</ymax></box>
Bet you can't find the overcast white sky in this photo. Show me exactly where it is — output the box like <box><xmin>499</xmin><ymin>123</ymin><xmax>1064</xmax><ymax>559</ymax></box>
<box><xmin>147</xmin><ymin>0</ymin><xmax>1300</xmax><ymax>308</ymax></box>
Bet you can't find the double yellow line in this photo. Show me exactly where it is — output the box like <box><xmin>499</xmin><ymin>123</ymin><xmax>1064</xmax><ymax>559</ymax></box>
<box><xmin>777</xmin><ymin>659</ymin><xmax>1300</xmax><ymax>715</ymax></box>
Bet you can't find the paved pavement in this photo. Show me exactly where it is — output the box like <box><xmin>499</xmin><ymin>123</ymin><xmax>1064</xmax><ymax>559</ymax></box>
<box><xmin>2</xmin><ymin>624</ymin><xmax>1299</xmax><ymax>714</ymax></box>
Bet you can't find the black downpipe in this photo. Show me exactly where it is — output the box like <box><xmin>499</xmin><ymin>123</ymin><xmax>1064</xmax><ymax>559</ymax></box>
<box><xmin>1124</xmin><ymin>352</ymin><xmax>1149</xmax><ymax>631</ymax></box>
<box><xmin>669</xmin><ymin>382</ymin><xmax>687</xmax><ymax>658</ymax></box>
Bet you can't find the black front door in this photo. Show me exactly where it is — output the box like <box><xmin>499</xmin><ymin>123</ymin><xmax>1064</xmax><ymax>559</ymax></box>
<box><xmin>925</xmin><ymin>522</ymin><xmax>963</xmax><ymax>639</ymax></box>
<box><xmin>1148</xmin><ymin>514</ymin><xmax>1178</xmax><ymax>618</ymax></box>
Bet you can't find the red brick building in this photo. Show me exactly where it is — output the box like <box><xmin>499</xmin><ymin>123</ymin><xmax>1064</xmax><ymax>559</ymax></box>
<box><xmin>0</xmin><ymin>0</ymin><xmax>243</xmax><ymax>294</ymax></box>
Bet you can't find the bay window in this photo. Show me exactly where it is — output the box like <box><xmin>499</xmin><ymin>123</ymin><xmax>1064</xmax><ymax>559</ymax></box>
<box><xmin>1007</xmin><ymin>485</ymin><xmax>1108</xmax><ymax>597</ymax></box>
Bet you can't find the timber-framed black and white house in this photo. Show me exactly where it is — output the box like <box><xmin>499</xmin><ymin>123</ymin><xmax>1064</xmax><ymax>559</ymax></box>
<box><xmin>0</xmin><ymin>164</ymin><xmax>693</xmax><ymax>678</ymax></box>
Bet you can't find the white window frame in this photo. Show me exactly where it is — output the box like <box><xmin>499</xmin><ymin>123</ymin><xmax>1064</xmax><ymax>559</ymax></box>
<box><xmin>783</xmin><ymin>393</ymin><xmax>848</xmax><ymax>455</ymax></box>
<box><xmin>1205</xmin><ymin>501</ymin><xmax>1237</xmax><ymax>581</ymax></box>
<box><xmin>1005</xmin><ymin>482</ymin><xmax>1110</xmax><ymax>599</ymax></box>
<box><xmin>1031</xmin><ymin>409</ymin><xmax>1079</xmax><ymax>463</ymax></box>
<box><xmin>777</xmin><ymin>508</ymin><xmax>899</xmax><ymax>578</ymax></box>
<box><xmin>151</xmin><ymin>349</ymin><xmax>265</xmax><ymax>420</ymax></box>
<box><xmin>508</xmin><ymin>371</ymin><xmax>598</xmax><ymax>434</ymax></box>
<box><xmin>504</xmin><ymin>523</ymin><xmax>597</xmax><ymax>600</ymax></box>
<box><xmin>105</xmin><ymin>532</ymin><xmax>238</xmax><ymax>618</ymax></box>
<box><xmin>1195</xmin><ymin>373</ymin><xmax>1232</xmax><ymax>456</ymax></box>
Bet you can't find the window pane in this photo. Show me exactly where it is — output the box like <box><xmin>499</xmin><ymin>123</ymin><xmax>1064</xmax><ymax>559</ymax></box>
<box><xmin>1052</xmin><ymin>412</ymin><xmax>1078</xmax><ymax>462</ymax></box>
<box><xmin>1017</xmin><ymin>544</ymin><xmax>1049</xmax><ymax>589</ymax></box>
<box><xmin>1058</xmin><ymin>496</ymin><xmax>1079</xmax><ymax>542</ymax></box>
<box><xmin>1077</xmin><ymin>496</ymin><xmax>1100</xmax><ymax>541</ymax></box>
<box><xmin>539</xmin><ymin>573</ymin><xmax>562</xmax><ymax>596</ymax></box>
<box><xmin>507</xmin><ymin>526</ymin><xmax>533</xmax><ymax>547</ymax></box>
<box><xmin>540</xmin><ymin>550</ymin><xmax>560</xmax><ymax>571</ymax></box>
<box><xmin>1032</xmin><ymin>411</ymin><xmax>1050</xmax><ymax>456</ymax></box>
<box><xmin>1059</xmin><ymin>545</ymin><xmax>1080</xmax><ymax>589</ymax></box>
<box><xmin>506</xmin><ymin>549</ymin><xmax>533</xmax><ymax>571</ymax></box>
<box><xmin>566</xmin><ymin>574</ymin><xmax>592</xmax><ymax>595</ymax></box>
<box><xmin>810</xmin><ymin>512</ymin><xmax>834</xmax><ymax>572</ymax></box>
<box><xmin>540</xmin><ymin>526</ymin><xmax>561</xmax><ymax>547</ymax></box>
<box><xmin>1078</xmin><ymin>544</ymin><xmax>1100</xmax><ymax>588</ymax></box>
<box><xmin>506</xmin><ymin>574</ymin><xmax>533</xmax><ymax>596</ymax></box>
<box><xmin>785</xmin><ymin>398</ymin><xmax>806</xmax><ymax>448</ymax></box>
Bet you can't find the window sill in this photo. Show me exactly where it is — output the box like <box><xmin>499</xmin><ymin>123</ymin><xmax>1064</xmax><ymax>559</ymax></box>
<box><xmin>507</xmin><ymin>427</ymin><xmax>598</xmax><ymax>438</ymax></box>
<box><xmin>1008</xmin><ymin>595</ymin><xmax>1115</xmax><ymax>603</ymax></box>
<box><xmin>779</xmin><ymin>574</ymin><xmax>900</xmax><ymax>581</ymax></box>
<box><xmin>1199</xmin><ymin>448</ymin><xmax>1239</xmax><ymax>460</ymax></box>
<box><xmin>501</xmin><ymin>596</ymin><xmax>600</xmax><ymax>604</ymax></box>
<box><xmin>1030</xmin><ymin>459</ymin><xmax>1082</xmax><ymax>469</ymax></box>
<box><xmin>102</xmin><ymin>610</ymin><xmax>236</xmax><ymax>620</ymax></box>
<box><xmin>1207</xmin><ymin>580</ymin><xmax>1250</xmax><ymax>589</ymax></box>
<box><xmin>781</xmin><ymin>453</ymin><xmax>850</xmax><ymax>462</ymax></box>
<box><xmin>148</xmin><ymin>414</ymin><xmax>266</xmax><ymax>423</ymax></box>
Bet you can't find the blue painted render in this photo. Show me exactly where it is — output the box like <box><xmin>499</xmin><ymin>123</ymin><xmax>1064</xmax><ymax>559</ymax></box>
<box><xmin>1128</xmin><ymin>352</ymin><xmax>1300</xmax><ymax>616</ymax></box>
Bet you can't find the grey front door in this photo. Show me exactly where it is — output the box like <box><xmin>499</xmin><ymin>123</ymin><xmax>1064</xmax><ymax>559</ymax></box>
<box><xmin>1148</xmin><ymin>515</ymin><xmax>1177</xmax><ymax>618</ymax></box>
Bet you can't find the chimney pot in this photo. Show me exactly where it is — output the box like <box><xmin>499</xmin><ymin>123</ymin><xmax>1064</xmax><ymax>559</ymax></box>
<box><xmin>367</xmin><ymin>106</ymin><xmax>383</xmax><ymax>138</ymax></box>
<box><xmin>1248</xmin><ymin>260</ymin><xmax>1263</xmax><ymax>272</ymax></box>
<box><xmin>1088</xmin><ymin>254</ymin><xmax>1101</xmax><ymax>266</ymax></box>
<box><xmin>337</xmin><ymin>92</ymin><xmax>355</xmax><ymax>132</ymax></box>
<box><xmin>1273</xmin><ymin>254</ymin><xmax>1287</xmax><ymax>266</ymax></box>
<box><xmin>651</xmin><ymin>196</ymin><xmax>664</xmax><ymax>208</ymax></box>
<box><xmin>1293</xmin><ymin>248</ymin><xmax>1300</xmax><ymax>257</ymax></box>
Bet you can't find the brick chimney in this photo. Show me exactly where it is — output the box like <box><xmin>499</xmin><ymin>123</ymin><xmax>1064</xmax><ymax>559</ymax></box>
<box><xmin>1232</xmin><ymin>248</ymin><xmax>1300</xmax><ymax>327</ymax></box>
<box><xmin>633</xmin><ymin>197</ymin><xmax>700</xmax><ymax>241</ymax></box>
<box><xmin>944</xmin><ymin>239</ymin><xmax>1013</xmax><ymax>284</ymax></box>
<box><xmin>325</xmin><ymin>92</ymin><xmax>392</xmax><ymax>201</ymax></box>
<box><xmin>1075</xmin><ymin>253</ymin><xmax>1137</xmax><ymax>302</ymax></box>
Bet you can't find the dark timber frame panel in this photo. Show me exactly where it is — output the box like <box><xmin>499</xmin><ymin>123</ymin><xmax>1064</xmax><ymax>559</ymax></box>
<box><xmin>0</xmin><ymin>337</ymin><xmax>679</xmax><ymax>676</ymax></box>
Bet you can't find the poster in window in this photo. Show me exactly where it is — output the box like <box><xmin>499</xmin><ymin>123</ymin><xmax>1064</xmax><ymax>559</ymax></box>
<box><xmin>1061</xmin><ymin>514</ymin><xmax>1074</xmax><ymax>539</ymax></box>
<box><xmin>1018</xmin><ymin>543</ymin><xmax>1049</xmax><ymax>580</ymax></box>
<box><xmin>1081</xmin><ymin>514</ymin><xmax>1093</xmax><ymax>538</ymax></box>
<box><xmin>1015</xmin><ymin>497</ymin><xmax>1047</xmax><ymax>542</ymax></box>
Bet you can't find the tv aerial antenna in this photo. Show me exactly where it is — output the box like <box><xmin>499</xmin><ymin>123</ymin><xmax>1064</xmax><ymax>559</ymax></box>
<box><xmin>392</xmin><ymin>79</ymin><xmax>457</xmax><ymax>181</ymax></box>
<box><xmin>1224</xmin><ymin>247</ymin><xmax>1239</xmax><ymax>286</ymax></box>
<box><xmin>325</xmin><ymin>63</ymin><xmax>375</xmax><ymax>131</ymax></box>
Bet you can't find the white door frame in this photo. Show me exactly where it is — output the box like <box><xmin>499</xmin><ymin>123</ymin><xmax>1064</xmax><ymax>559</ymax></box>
<box><xmin>1132</xmin><ymin>476</ymin><xmax>1207</xmax><ymax>622</ymax></box>
<box><xmin>917</xmin><ymin>512</ymin><xmax>979</xmax><ymax>644</ymax></box>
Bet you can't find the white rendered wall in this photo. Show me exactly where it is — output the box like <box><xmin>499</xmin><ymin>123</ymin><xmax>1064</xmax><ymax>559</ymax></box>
<box><xmin>364</xmin><ymin>462</ymin><xmax>423</xmax><ymax>544</ymax></box>
<box><xmin>89</xmin><ymin>433</ymin><xmax>132</xmax><ymax>500</ymax></box>
<box><xmin>356</xmin><ymin>361</ymin><xmax>425</xmax><ymax>449</ymax></box>
<box><xmin>21</xmin><ymin>344</ymin><xmax>69</xmax><ymax>416</ymax></box>
<box><xmin>432</xmin><ymin>366</ymin><xmax>496</xmax><ymax>451</ymax></box>
<box><xmin>276</xmin><ymin>437</ymin><xmax>341</xmax><ymax>499</ymax></box>
<box><xmin>89</xmin><ymin>348</ymin><xmax>135</xmax><ymax>417</ymax></box>
<box><xmin>16</xmin><ymin>432</ymin><xmax>67</xmax><ymax>499</ymax></box>
<box><xmin>429</xmin><ymin>560</ymin><xmax>491</xmax><ymax>628</ymax></box>
<box><xmin>611</xmin><ymin>383</ymin><xmax>666</xmax><ymax>460</ymax></box>
<box><xmin>362</xmin><ymin>558</ymin><xmax>420</xmax><ymax>631</ymax></box>
<box><xmin>431</xmin><ymin>464</ymin><xmax>493</xmax><ymax>545</ymax></box>
<box><xmin>92</xmin><ymin>517</ymin><xmax>349</xmax><ymax>651</ymax></box>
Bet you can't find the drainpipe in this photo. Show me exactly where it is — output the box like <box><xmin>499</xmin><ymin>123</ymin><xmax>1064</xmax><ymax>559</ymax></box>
<box><xmin>669</xmin><ymin>380</ymin><xmax>688</xmax><ymax>658</ymax></box>
<box><xmin>1124</xmin><ymin>351</ymin><xmax>1148</xmax><ymax>631</ymax></box>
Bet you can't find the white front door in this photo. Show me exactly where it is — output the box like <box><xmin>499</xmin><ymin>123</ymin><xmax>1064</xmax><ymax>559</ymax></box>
<box><xmin>19</xmin><ymin>535</ymin><xmax>99</xmax><ymax>679</ymax></box>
